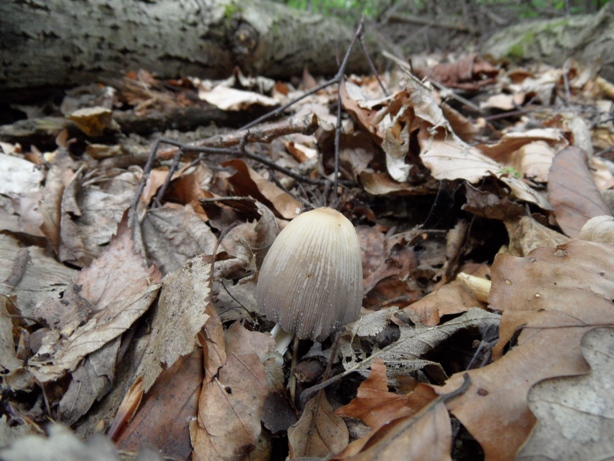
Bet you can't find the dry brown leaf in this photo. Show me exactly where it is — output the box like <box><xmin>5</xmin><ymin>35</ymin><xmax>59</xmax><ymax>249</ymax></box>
<box><xmin>116</xmin><ymin>349</ymin><xmax>202</xmax><ymax>460</ymax></box>
<box><xmin>107</xmin><ymin>376</ymin><xmax>143</xmax><ymax>441</ymax></box>
<box><xmin>288</xmin><ymin>390</ymin><xmax>349</xmax><ymax>459</ymax></box>
<box><xmin>334</xmin><ymin>395</ymin><xmax>452</xmax><ymax>461</ymax></box>
<box><xmin>579</xmin><ymin>215</ymin><xmax>614</xmax><ymax>243</ymax></box>
<box><xmin>336</xmin><ymin>358</ymin><xmax>437</xmax><ymax>431</ymax></box>
<box><xmin>439</xmin><ymin>240</ymin><xmax>614</xmax><ymax>461</ymax></box>
<box><xmin>222</xmin><ymin>159</ymin><xmax>301</xmax><ymax>220</ymax></box>
<box><xmin>137</xmin><ymin>255</ymin><xmax>211</xmax><ymax>392</ymax></box>
<box><xmin>39</xmin><ymin>153</ymin><xmax>77</xmax><ymax>253</ymax></box>
<box><xmin>359</xmin><ymin>170</ymin><xmax>431</xmax><ymax>195</ymax></box>
<box><xmin>0</xmin><ymin>296</ymin><xmax>22</xmax><ymax>374</ymax></box>
<box><xmin>441</xmin><ymin>104</ymin><xmax>479</xmax><ymax>143</ymax></box>
<box><xmin>415</xmin><ymin>54</ymin><xmax>498</xmax><ymax>90</ymax></box>
<box><xmin>201</xmin><ymin>303</ymin><xmax>226</xmax><ymax>381</ymax></box>
<box><xmin>28</xmin><ymin>217</ymin><xmax>162</xmax><ymax>383</ymax></box>
<box><xmin>0</xmin><ymin>234</ymin><xmax>77</xmax><ymax>322</ymax></box>
<box><xmin>476</xmin><ymin>129</ymin><xmax>562</xmax><ymax>165</ymax></box>
<box><xmin>192</xmin><ymin>352</ymin><xmax>267</xmax><ymax>461</ymax></box>
<box><xmin>67</xmin><ymin>106</ymin><xmax>118</xmax><ymax>136</ymax></box>
<box><xmin>59</xmin><ymin>168</ymin><xmax>139</xmax><ymax>267</ymax></box>
<box><xmin>221</xmin><ymin>201</ymin><xmax>279</xmax><ymax>271</ymax></box>
<box><xmin>503</xmin><ymin>215</ymin><xmax>570</xmax><ymax>257</ymax></box>
<box><xmin>548</xmin><ymin>146</ymin><xmax>611</xmax><ymax>237</ymax></box>
<box><xmin>462</xmin><ymin>184</ymin><xmax>525</xmax><ymax>221</ymax></box>
<box><xmin>141</xmin><ymin>204</ymin><xmax>218</xmax><ymax>275</ymax></box>
<box><xmin>404</xmin><ymin>280</ymin><xmax>482</xmax><ymax>326</ymax></box>
<box><xmin>58</xmin><ymin>337</ymin><xmax>121</xmax><ymax>425</ymax></box>
<box><xmin>517</xmin><ymin>327</ymin><xmax>614</xmax><ymax>460</ymax></box>
<box><xmin>341</xmin><ymin>308</ymin><xmax>499</xmax><ymax>382</ymax></box>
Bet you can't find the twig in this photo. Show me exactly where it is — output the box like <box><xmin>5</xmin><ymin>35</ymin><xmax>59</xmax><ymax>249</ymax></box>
<box><xmin>157</xmin><ymin>113</ymin><xmax>320</xmax><ymax>160</ymax></box>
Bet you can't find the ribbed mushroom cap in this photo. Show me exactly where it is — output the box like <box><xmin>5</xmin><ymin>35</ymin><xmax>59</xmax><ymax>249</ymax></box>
<box><xmin>256</xmin><ymin>207</ymin><xmax>363</xmax><ymax>341</ymax></box>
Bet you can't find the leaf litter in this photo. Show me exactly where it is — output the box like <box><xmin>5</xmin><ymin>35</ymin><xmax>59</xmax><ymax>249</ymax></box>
<box><xmin>1</xmin><ymin>33</ymin><xmax>614</xmax><ymax>461</ymax></box>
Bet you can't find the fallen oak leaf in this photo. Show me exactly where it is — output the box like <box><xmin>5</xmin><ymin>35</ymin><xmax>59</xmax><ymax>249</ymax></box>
<box><xmin>28</xmin><ymin>216</ymin><xmax>161</xmax><ymax>383</ymax></box>
<box><xmin>115</xmin><ymin>349</ymin><xmax>202</xmax><ymax>460</ymax></box>
<box><xmin>517</xmin><ymin>327</ymin><xmax>614</xmax><ymax>460</ymax></box>
<box><xmin>336</xmin><ymin>358</ymin><xmax>437</xmax><ymax>432</ymax></box>
<box><xmin>548</xmin><ymin>146</ymin><xmax>611</xmax><ymax>237</ymax></box>
<box><xmin>439</xmin><ymin>240</ymin><xmax>614</xmax><ymax>461</ymax></box>
<box><xmin>333</xmin><ymin>374</ymin><xmax>470</xmax><ymax>461</ymax></box>
<box><xmin>288</xmin><ymin>390</ymin><xmax>349</xmax><ymax>459</ymax></box>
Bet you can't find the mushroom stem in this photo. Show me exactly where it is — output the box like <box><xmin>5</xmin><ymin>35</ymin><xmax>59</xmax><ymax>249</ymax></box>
<box><xmin>289</xmin><ymin>335</ymin><xmax>300</xmax><ymax>403</ymax></box>
<box><xmin>271</xmin><ymin>323</ymin><xmax>295</xmax><ymax>355</ymax></box>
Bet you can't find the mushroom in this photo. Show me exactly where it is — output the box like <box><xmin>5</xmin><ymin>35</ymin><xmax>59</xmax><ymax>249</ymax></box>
<box><xmin>256</xmin><ymin>207</ymin><xmax>363</xmax><ymax>341</ymax></box>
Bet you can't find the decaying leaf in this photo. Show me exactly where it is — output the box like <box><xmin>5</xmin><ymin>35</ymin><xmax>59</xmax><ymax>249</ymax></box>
<box><xmin>341</xmin><ymin>308</ymin><xmax>500</xmax><ymax>382</ymax></box>
<box><xmin>116</xmin><ymin>350</ymin><xmax>202</xmax><ymax>460</ymax></box>
<box><xmin>28</xmin><ymin>217</ymin><xmax>162</xmax><ymax>383</ymax></box>
<box><xmin>336</xmin><ymin>358</ymin><xmax>438</xmax><ymax>432</ymax></box>
<box><xmin>405</xmin><ymin>280</ymin><xmax>483</xmax><ymax>325</ymax></box>
<box><xmin>192</xmin><ymin>324</ymin><xmax>271</xmax><ymax>461</ymax></box>
<box><xmin>333</xmin><ymin>380</ymin><xmax>458</xmax><ymax>461</ymax></box>
<box><xmin>0</xmin><ymin>234</ymin><xmax>77</xmax><ymax>321</ymax></box>
<box><xmin>548</xmin><ymin>146</ymin><xmax>611</xmax><ymax>237</ymax></box>
<box><xmin>517</xmin><ymin>327</ymin><xmax>614</xmax><ymax>460</ymax></box>
<box><xmin>503</xmin><ymin>215</ymin><xmax>570</xmax><ymax>257</ymax></box>
<box><xmin>59</xmin><ymin>168</ymin><xmax>139</xmax><ymax>267</ymax></box>
<box><xmin>222</xmin><ymin>158</ymin><xmax>301</xmax><ymax>220</ymax></box>
<box><xmin>440</xmin><ymin>240</ymin><xmax>614</xmax><ymax>461</ymax></box>
<box><xmin>579</xmin><ymin>215</ymin><xmax>614</xmax><ymax>243</ymax></box>
<box><xmin>141</xmin><ymin>204</ymin><xmax>218</xmax><ymax>275</ymax></box>
<box><xmin>58</xmin><ymin>336</ymin><xmax>121</xmax><ymax>425</ymax></box>
<box><xmin>137</xmin><ymin>255</ymin><xmax>211</xmax><ymax>392</ymax></box>
<box><xmin>288</xmin><ymin>390</ymin><xmax>349</xmax><ymax>459</ymax></box>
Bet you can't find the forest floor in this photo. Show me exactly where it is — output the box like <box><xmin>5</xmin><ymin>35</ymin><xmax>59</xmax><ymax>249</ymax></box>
<box><xmin>1</xmin><ymin>35</ymin><xmax>614</xmax><ymax>461</ymax></box>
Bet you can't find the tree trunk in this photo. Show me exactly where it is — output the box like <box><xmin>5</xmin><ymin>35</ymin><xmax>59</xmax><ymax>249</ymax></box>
<box><xmin>0</xmin><ymin>0</ymin><xmax>375</xmax><ymax>99</ymax></box>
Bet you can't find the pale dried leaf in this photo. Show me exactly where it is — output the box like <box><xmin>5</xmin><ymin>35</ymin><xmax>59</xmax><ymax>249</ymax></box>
<box><xmin>138</xmin><ymin>256</ymin><xmax>211</xmax><ymax>392</ymax></box>
<box><xmin>548</xmin><ymin>146</ymin><xmax>611</xmax><ymax>237</ymax></box>
<box><xmin>0</xmin><ymin>154</ymin><xmax>43</xmax><ymax>195</ymax></box>
<box><xmin>579</xmin><ymin>215</ymin><xmax>614</xmax><ymax>243</ymax></box>
<box><xmin>198</xmin><ymin>86</ymin><xmax>278</xmax><ymax>111</ymax></box>
<box><xmin>142</xmin><ymin>204</ymin><xmax>218</xmax><ymax>275</ymax></box>
<box><xmin>341</xmin><ymin>308</ymin><xmax>499</xmax><ymax>380</ymax></box>
<box><xmin>0</xmin><ymin>234</ymin><xmax>77</xmax><ymax>321</ymax></box>
<box><xmin>28</xmin><ymin>219</ymin><xmax>161</xmax><ymax>382</ymax></box>
<box><xmin>59</xmin><ymin>169</ymin><xmax>139</xmax><ymax>266</ymax></box>
<box><xmin>503</xmin><ymin>216</ymin><xmax>570</xmax><ymax>257</ymax></box>
<box><xmin>517</xmin><ymin>327</ymin><xmax>614</xmax><ymax>460</ymax></box>
<box><xmin>476</xmin><ymin>129</ymin><xmax>562</xmax><ymax>164</ymax></box>
<box><xmin>0</xmin><ymin>424</ymin><xmax>119</xmax><ymax>461</ymax></box>
<box><xmin>58</xmin><ymin>337</ymin><xmax>121</xmax><ymax>425</ymax></box>
<box><xmin>0</xmin><ymin>297</ymin><xmax>22</xmax><ymax>374</ymax></box>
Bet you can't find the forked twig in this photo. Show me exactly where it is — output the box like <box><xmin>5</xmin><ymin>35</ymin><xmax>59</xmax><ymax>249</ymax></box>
<box><xmin>129</xmin><ymin>17</ymin><xmax>387</xmax><ymax>234</ymax></box>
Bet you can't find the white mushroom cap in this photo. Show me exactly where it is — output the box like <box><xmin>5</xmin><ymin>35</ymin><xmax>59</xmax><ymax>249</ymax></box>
<box><xmin>256</xmin><ymin>207</ymin><xmax>363</xmax><ymax>341</ymax></box>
